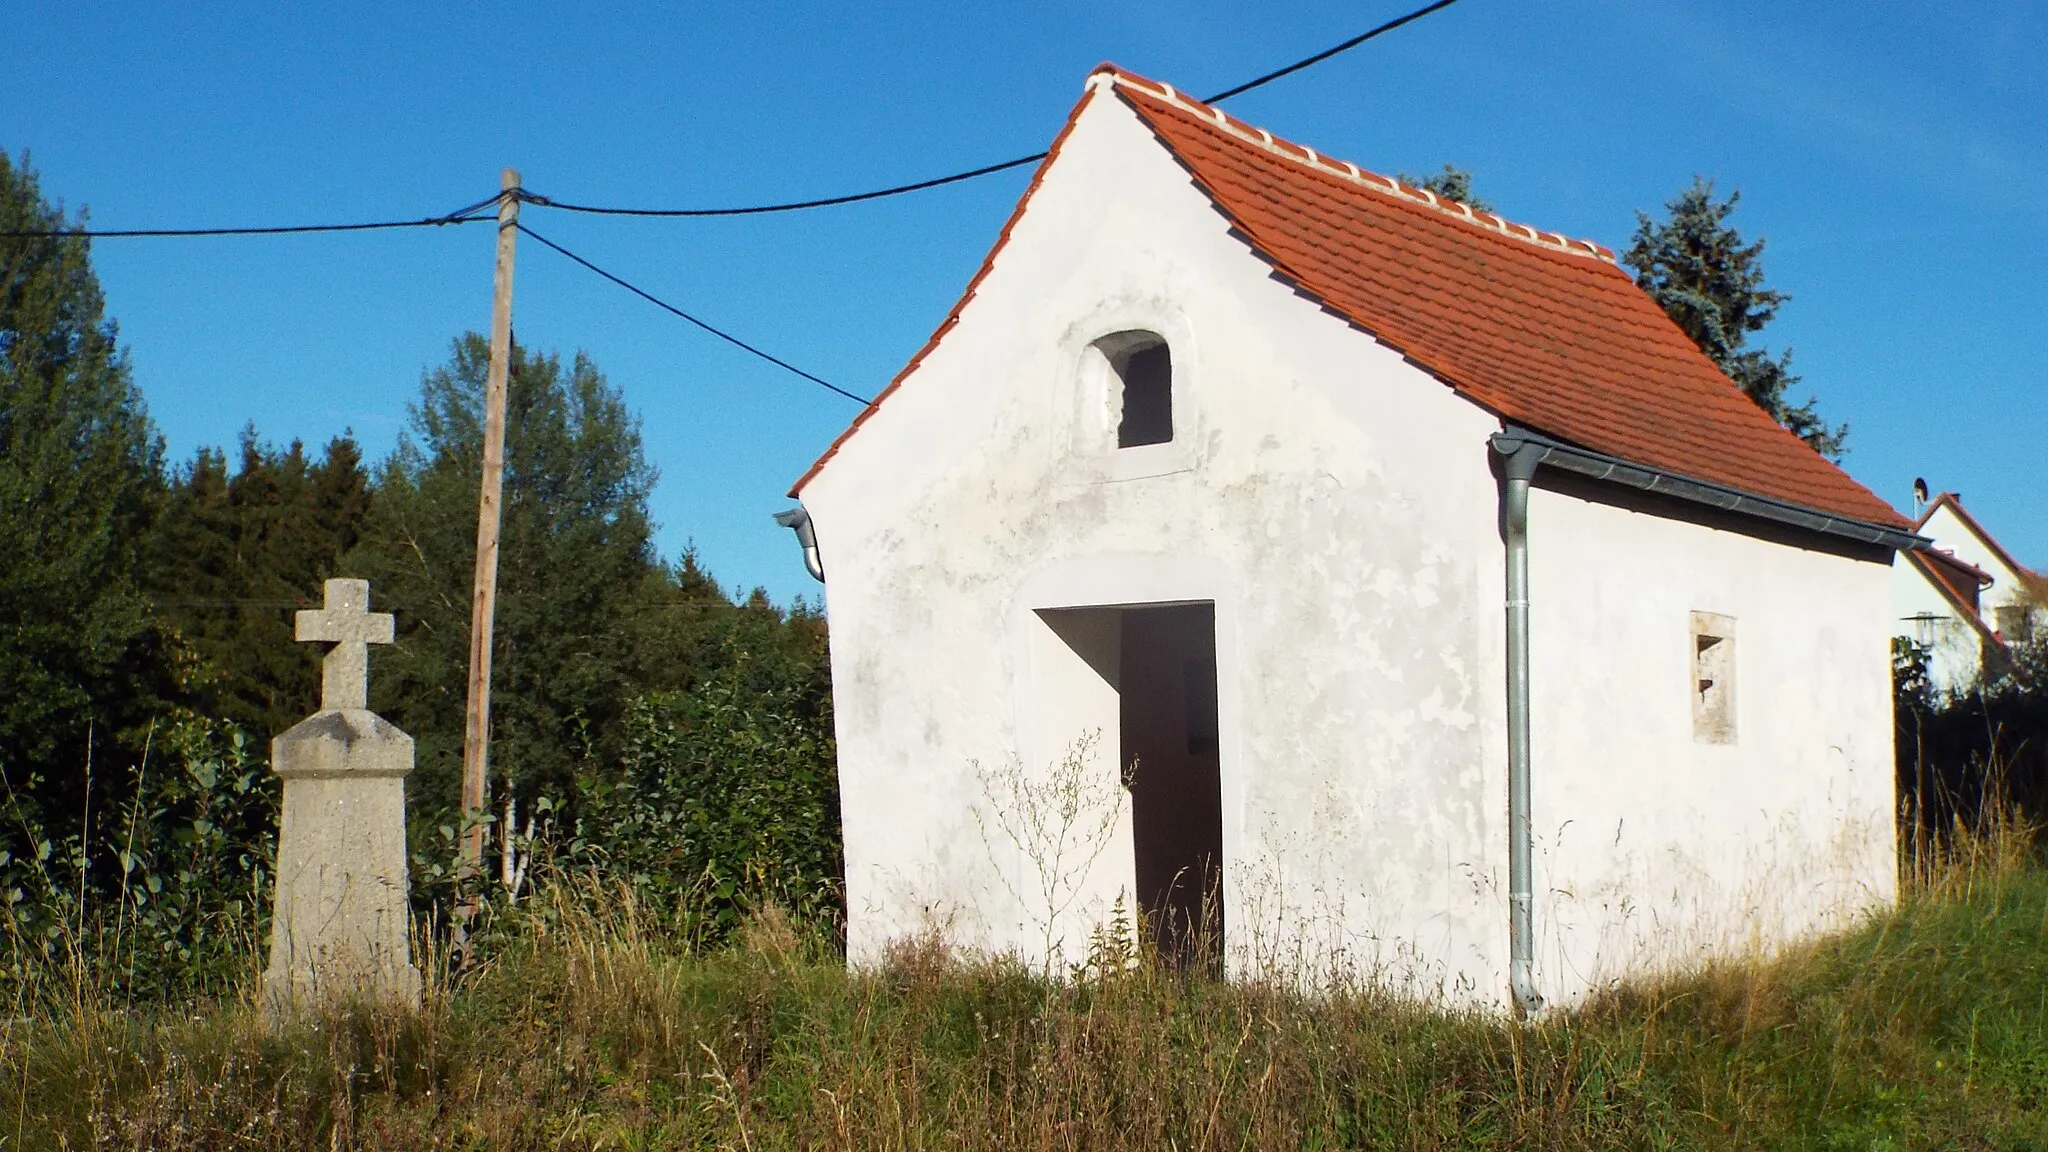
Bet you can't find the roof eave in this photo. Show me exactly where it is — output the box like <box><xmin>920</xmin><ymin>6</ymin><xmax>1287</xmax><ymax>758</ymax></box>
<box><xmin>1491</xmin><ymin>426</ymin><xmax>1927</xmax><ymax>552</ymax></box>
<box><xmin>1901</xmin><ymin>550</ymin><xmax>2008</xmax><ymax>651</ymax></box>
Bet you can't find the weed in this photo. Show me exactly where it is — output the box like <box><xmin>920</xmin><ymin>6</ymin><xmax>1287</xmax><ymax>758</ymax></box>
<box><xmin>4</xmin><ymin>820</ymin><xmax>2043</xmax><ymax>1150</ymax></box>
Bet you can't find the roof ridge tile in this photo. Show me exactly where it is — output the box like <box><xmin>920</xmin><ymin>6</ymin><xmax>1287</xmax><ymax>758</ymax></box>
<box><xmin>1099</xmin><ymin>65</ymin><xmax>1618</xmax><ymax>263</ymax></box>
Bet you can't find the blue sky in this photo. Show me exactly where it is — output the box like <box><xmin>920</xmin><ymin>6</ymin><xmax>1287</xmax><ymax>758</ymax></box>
<box><xmin>6</xmin><ymin>0</ymin><xmax>2042</xmax><ymax>604</ymax></box>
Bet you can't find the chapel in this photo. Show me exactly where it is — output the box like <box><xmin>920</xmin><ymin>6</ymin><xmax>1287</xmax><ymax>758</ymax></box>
<box><xmin>782</xmin><ymin>66</ymin><xmax>1919</xmax><ymax>1009</ymax></box>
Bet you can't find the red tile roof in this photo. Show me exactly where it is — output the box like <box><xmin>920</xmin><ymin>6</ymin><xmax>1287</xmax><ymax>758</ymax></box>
<box><xmin>1918</xmin><ymin>548</ymin><xmax>1992</xmax><ymax>612</ymax></box>
<box><xmin>1106</xmin><ymin>67</ymin><xmax>1905</xmax><ymax>529</ymax></box>
<box><xmin>796</xmin><ymin>65</ymin><xmax>1908</xmax><ymax>533</ymax></box>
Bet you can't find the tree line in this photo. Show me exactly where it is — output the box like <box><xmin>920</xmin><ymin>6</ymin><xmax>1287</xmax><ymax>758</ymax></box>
<box><xmin>1</xmin><ymin>152</ymin><xmax>837</xmax><ymax>993</ymax></box>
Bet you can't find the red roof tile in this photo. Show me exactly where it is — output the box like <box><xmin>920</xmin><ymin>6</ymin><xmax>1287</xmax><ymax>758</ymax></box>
<box><xmin>1918</xmin><ymin>548</ymin><xmax>1991</xmax><ymax>613</ymax></box>
<box><xmin>797</xmin><ymin>65</ymin><xmax>1908</xmax><ymax>533</ymax></box>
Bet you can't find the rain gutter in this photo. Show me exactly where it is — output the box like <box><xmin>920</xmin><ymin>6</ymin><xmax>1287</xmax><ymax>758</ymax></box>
<box><xmin>1489</xmin><ymin>427</ymin><xmax>1929</xmax><ymax>552</ymax></box>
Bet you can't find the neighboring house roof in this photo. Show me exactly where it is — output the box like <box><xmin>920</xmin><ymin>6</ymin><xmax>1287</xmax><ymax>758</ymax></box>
<box><xmin>1915</xmin><ymin>492</ymin><xmax>2048</xmax><ymax>600</ymax></box>
<box><xmin>1901</xmin><ymin>548</ymin><xmax>2005</xmax><ymax>652</ymax></box>
<box><xmin>794</xmin><ymin>65</ymin><xmax>1908</xmax><ymax>536</ymax></box>
<box><xmin>1918</xmin><ymin>547</ymin><xmax>1993</xmax><ymax>611</ymax></box>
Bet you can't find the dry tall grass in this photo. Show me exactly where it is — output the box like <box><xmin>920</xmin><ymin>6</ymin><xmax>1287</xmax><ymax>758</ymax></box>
<box><xmin>4</xmin><ymin>818</ymin><xmax>2044</xmax><ymax>1151</ymax></box>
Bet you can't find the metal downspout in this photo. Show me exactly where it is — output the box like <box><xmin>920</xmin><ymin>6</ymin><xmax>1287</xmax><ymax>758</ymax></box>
<box><xmin>774</xmin><ymin>506</ymin><xmax>826</xmax><ymax>583</ymax></box>
<box><xmin>1498</xmin><ymin>438</ymin><xmax>1546</xmax><ymax>1016</ymax></box>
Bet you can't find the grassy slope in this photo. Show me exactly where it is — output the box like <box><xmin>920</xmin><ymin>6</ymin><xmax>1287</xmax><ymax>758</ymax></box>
<box><xmin>6</xmin><ymin>864</ymin><xmax>2046</xmax><ymax>1151</ymax></box>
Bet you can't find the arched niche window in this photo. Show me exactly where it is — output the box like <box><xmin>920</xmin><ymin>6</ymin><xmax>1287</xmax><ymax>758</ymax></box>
<box><xmin>1096</xmin><ymin>331</ymin><xmax>1173</xmax><ymax>448</ymax></box>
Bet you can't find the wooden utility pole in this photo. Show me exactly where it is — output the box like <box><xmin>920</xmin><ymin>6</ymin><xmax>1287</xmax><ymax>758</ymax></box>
<box><xmin>460</xmin><ymin>168</ymin><xmax>520</xmax><ymax>878</ymax></box>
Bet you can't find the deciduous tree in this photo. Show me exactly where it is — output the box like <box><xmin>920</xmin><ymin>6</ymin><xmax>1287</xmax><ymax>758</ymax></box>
<box><xmin>348</xmin><ymin>335</ymin><xmax>665</xmax><ymax>820</ymax></box>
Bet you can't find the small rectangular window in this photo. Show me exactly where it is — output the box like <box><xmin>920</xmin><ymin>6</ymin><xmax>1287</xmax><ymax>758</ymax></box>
<box><xmin>1691</xmin><ymin>612</ymin><xmax>1735</xmax><ymax>744</ymax></box>
<box><xmin>1116</xmin><ymin>343</ymin><xmax>1173</xmax><ymax>447</ymax></box>
<box><xmin>1994</xmin><ymin>605</ymin><xmax>2035</xmax><ymax>644</ymax></box>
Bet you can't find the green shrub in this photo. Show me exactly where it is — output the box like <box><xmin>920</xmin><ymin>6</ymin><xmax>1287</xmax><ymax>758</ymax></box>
<box><xmin>570</xmin><ymin>654</ymin><xmax>841</xmax><ymax>939</ymax></box>
<box><xmin>2</xmin><ymin>713</ymin><xmax>274</xmax><ymax>1002</ymax></box>
<box><xmin>1897</xmin><ymin>635</ymin><xmax>2048</xmax><ymax>856</ymax></box>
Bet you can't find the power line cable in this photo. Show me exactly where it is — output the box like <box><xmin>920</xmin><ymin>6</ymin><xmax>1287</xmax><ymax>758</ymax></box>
<box><xmin>153</xmin><ymin>595</ymin><xmax>768</xmax><ymax>613</ymax></box>
<box><xmin>515</xmin><ymin>222</ymin><xmax>873</xmax><ymax>406</ymax></box>
<box><xmin>517</xmin><ymin>155</ymin><xmax>1045</xmax><ymax>219</ymax></box>
<box><xmin>1202</xmin><ymin>0</ymin><xmax>1462</xmax><ymax>102</ymax></box>
<box><xmin>0</xmin><ymin>0</ymin><xmax>1462</xmax><ymax>238</ymax></box>
<box><xmin>0</xmin><ymin>192</ymin><xmax>509</xmax><ymax>240</ymax></box>
<box><xmin>519</xmin><ymin>0</ymin><xmax>1465</xmax><ymax>219</ymax></box>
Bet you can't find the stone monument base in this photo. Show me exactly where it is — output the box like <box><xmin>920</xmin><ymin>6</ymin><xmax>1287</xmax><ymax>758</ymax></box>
<box><xmin>263</xmin><ymin>707</ymin><xmax>421</xmax><ymax>1011</ymax></box>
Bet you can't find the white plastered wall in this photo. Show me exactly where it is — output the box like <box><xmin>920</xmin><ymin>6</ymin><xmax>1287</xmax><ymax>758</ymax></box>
<box><xmin>1526</xmin><ymin>490</ymin><xmax>1898</xmax><ymax>1000</ymax></box>
<box><xmin>800</xmin><ymin>84</ymin><xmax>1514</xmax><ymax>1001</ymax></box>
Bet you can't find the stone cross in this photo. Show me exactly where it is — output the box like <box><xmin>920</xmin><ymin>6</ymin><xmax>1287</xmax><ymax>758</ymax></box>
<box><xmin>296</xmin><ymin>579</ymin><xmax>393</xmax><ymax>711</ymax></box>
<box><xmin>266</xmin><ymin>576</ymin><xmax>418</xmax><ymax>1012</ymax></box>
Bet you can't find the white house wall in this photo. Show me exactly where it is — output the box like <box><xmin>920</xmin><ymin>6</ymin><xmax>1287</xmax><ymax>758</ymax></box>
<box><xmin>800</xmin><ymin>86</ymin><xmax>1516</xmax><ymax>1001</ymax></box>
<box><xmin>1526</xmin><ymin>489</ymin><xmax>1898</xmax><ymax>997</ymax></box>
<box><xmin>1889</xmin><ymin>560</ymin><xmax>1984</xmax><ymax>695</ymax></box>
<box><xmin>1919</xmin><ymin>503</ymin><xmax>2041</xmax><ymax>641</ymax></box>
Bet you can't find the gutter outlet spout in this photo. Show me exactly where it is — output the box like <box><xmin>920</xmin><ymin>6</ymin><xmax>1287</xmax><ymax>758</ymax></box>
<box><xmin>1494</xmin><ymin>433</ymin><xmax>1546</xmax><ymax>1017</ymax></box>
<box><xmin>773</xmin><ymin>506</ymin><xmax>825</xmax><ymax>583</ymax></box>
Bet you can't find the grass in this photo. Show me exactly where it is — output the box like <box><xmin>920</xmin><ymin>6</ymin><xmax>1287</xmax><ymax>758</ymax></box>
<box><xmin>4</xmin><ymin>839</ymin><xmax>2046</xmax><ymax>1151</ymax></box>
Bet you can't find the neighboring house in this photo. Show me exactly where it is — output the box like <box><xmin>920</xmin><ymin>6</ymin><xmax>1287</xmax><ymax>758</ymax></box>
<box><xmin>782</xmin><ymin>66</ymin><xmax>1919</xmax><ymax>1011</ymax></box>
<box><xmin>1892</xmin><ymin>491</ymin><xmax>2043</xmax><ymax>693</ymax></box>
<box><xmin>1893</xmin><ymin>543</ymin><xmax>1999</xmax><ymax>694</ymax></box>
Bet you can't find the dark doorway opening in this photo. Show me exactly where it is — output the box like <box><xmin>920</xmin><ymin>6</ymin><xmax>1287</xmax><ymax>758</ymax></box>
<box><xmin>1120</xmin><ymin>603</ymin><xmax>1223</xmax><ymax>971</ymax></box>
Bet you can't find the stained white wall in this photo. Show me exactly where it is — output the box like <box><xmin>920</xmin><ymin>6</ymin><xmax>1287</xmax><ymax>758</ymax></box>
<box><xmin>1527</xmin><ymin>492</ymin><xmax>1898</xmax><ymax>997</ymax></box>
<box><xmin>801</xmin><ymin>82</ymin><xmax>1511</xmax><ymax>998</ymax></box>
<box><xmin>798</xmin><ymin>77</ymin><xmax>1898</xmax><ymax>1008</ymax></box>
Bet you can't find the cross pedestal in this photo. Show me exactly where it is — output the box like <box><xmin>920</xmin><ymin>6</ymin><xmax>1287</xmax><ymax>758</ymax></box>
<box><xmin>264</xmin><ymin>577</ymin><xmax>420</xmax><ymax>1011</ymax></box>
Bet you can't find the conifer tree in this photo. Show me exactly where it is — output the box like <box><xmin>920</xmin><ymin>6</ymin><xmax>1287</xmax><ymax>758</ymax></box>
<box><xmin>1625</xmin><ymin>178</ymin><xmax>1846</xmax><ymax>460</ymax></box>
<box><xmin>0</xmin><ymin>152</ymin><xmax>171</xmax><ymax>801</ymax></box>
<box><xmin>1398</xmin><ymin>163</ymin><xmax>1491</xmax><ymax>212</ymax></box>
<box><xmin>146</xmin><ymin>429</ymin><xmax>373</xmax><ymax>739</ymax></box>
